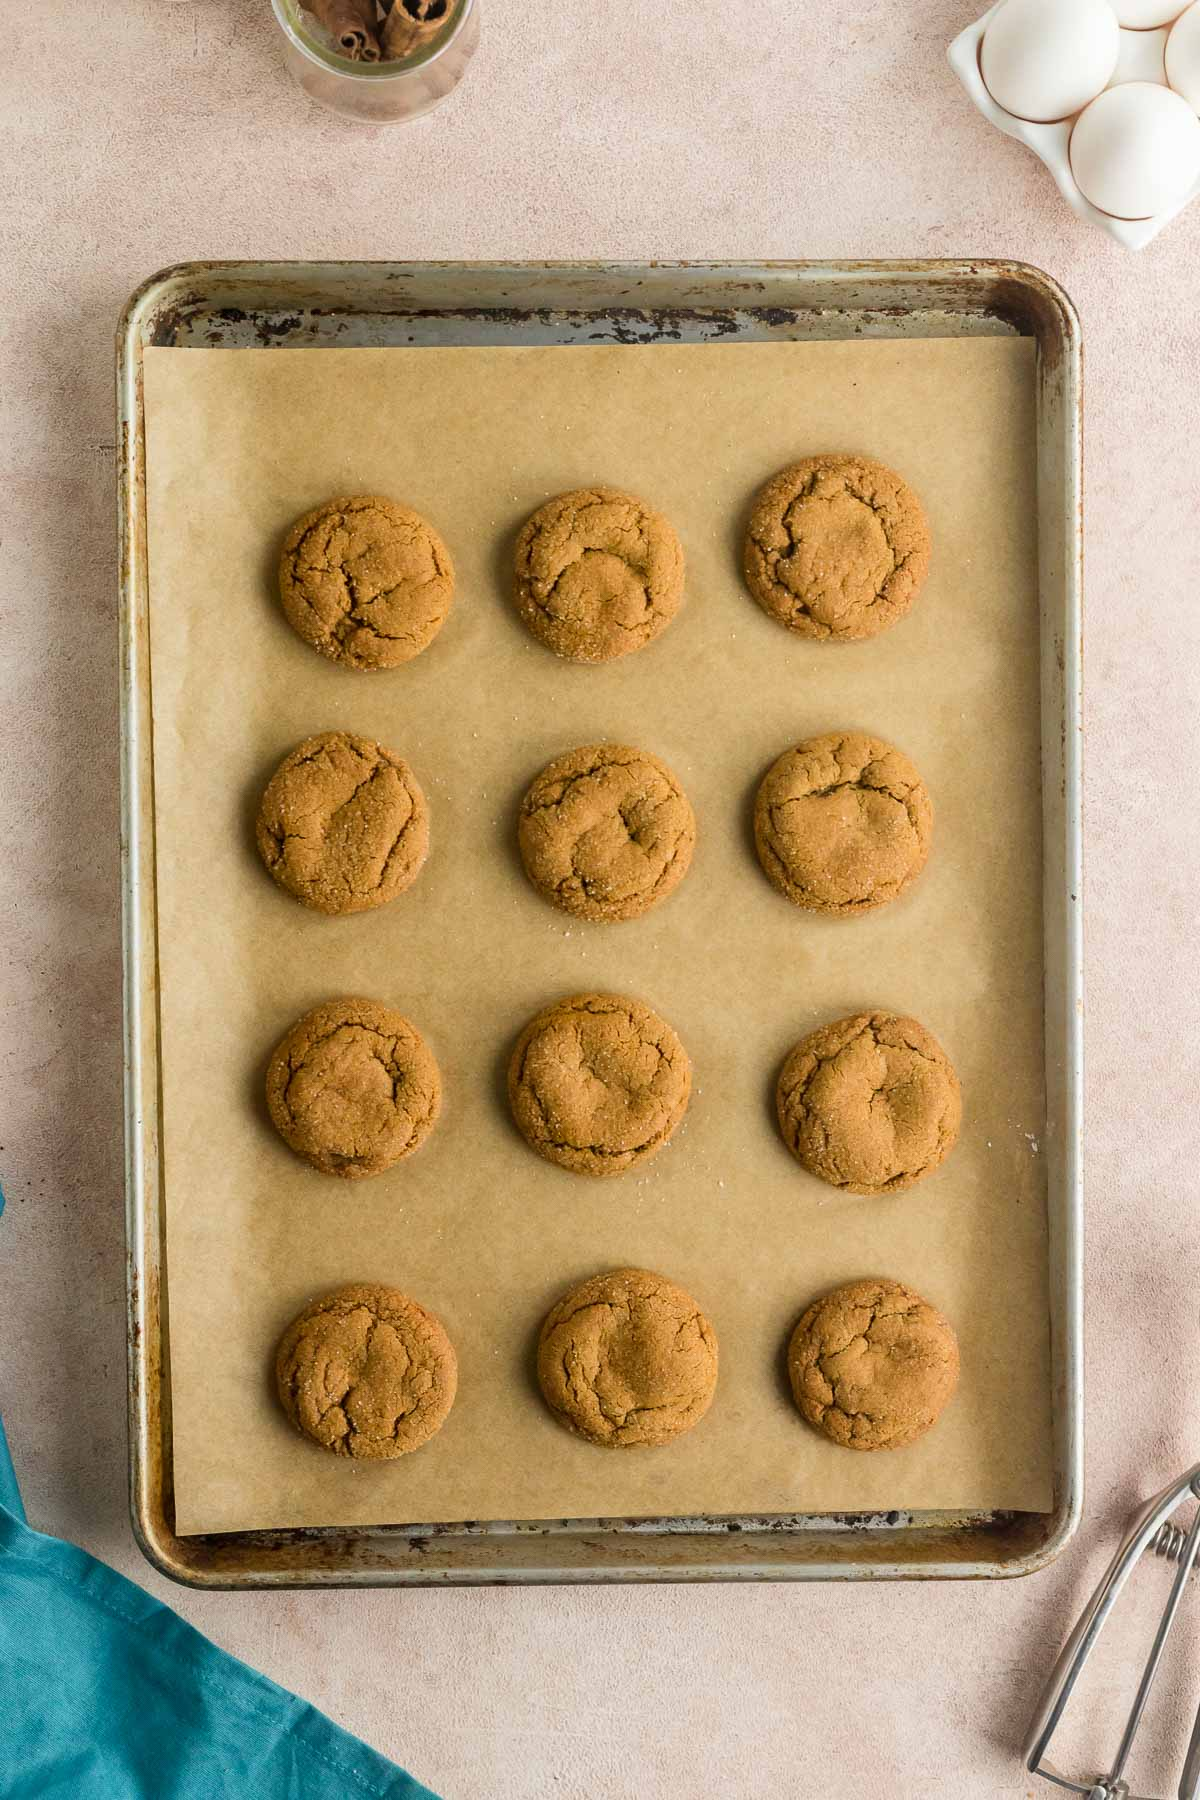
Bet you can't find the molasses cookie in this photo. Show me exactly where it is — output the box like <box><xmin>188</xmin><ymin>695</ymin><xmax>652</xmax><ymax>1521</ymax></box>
<box><xmin>513</xmin><ymin>486</ymin><xmax>684</xmax><ymax>663</ymax></box>
<box><xmin>537</xmin><ymin>1267</ymin><xmax>718</xmax><ymax>1447</ymax></box>
<box><xmin>256</xmin><ymin>730</ymin><xmax>429</xmax><ymax>916</ymax></box>
<box><xmin>754</xmin><ymin>731</ymin><xmax>932</xmax><ymax>915</ymax></box>
<box><xmin>744</xmin><ymin>454</ymin><xmax>930</xmax><ymax>641</ymax></box>
<box><xmin>777</xmin><ymin>1011</ymin><xmax>961</xmax><ymax>1195</ymax></box>
<box><xmin>276</xmin><ymin>1283</ymin><xmax>457</xmax><ymax>1459</ymax></box>
<box><xmin>787</xmin><ymin>1276</ymin><xmax>959</xmax><ymax>1451</ymax></box>
<box><xmin>517</xmin><ymin>743</ymin><xmax>695</xmax><ymax>922</ymax></box>
<box><xmin>278</xmin><ymin>494</ymin><xmax>454</xmax><ymax>671</ymax></box>
<box><xmin>508</xmin><ymin>993</ymin><xmax>690</xmax><ymax>1176</ymax></box>
<box><xmin>266</xmin><ymin>998</ymin><xmax>441</xmax><ymax>1178</ymax></box>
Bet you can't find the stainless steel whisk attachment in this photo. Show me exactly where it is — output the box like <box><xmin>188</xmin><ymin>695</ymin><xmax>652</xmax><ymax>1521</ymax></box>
<box><xmin>1027</xmin><ymin>1464</ymin><xmax>1200</xmax><ymax>1800</ymax></box>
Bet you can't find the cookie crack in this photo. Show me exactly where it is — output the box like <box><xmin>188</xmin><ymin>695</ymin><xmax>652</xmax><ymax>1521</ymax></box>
<box><xmin>811</xmin><ymin>1298</ymin><xmax>949</xmax><ymax>1432</ymax></box>
<box><xmin>753</xmin><ymin>471</ymin><xmax>902</xmax><ymax>626</ymax></box>
<box><xmin>524</xmin><ymin>757</ymin><xmax>658</xmax><ymax>821</ymax></box>
<box><xmin>770</xmin><ymin>736</ymin><xmax>922</xmax><ymax>820</ymax></box>
<box><xmin>330</xmin><ymin>568</ymin><xmax>446</xmax><ymax>648</ymax></box>
<box><xmin>780</xmin><ymin>1016</ymin><xmax>955</xmax><ymax>1191</ymax></box>
<box><xmin>310</xmin><ymin>1316</ymin><xmax>425</xmax><ymax>1450</ymax></box>
<box><xmin>757</xmin><ymin>735</ymin><xmax>930</xmax><ymax>914</ymax></box>
<box><xmin>761</xmin><ymin>809</ymin><xmax>907</xmax><ymax>911</ymax></box>
<box><xmin>283</xmin><ymin>1022</ymin><xmax>428</xmax><ymax>1157</ymax></box>
<box><xmin>514</xmin><ymin>1012</ymin><xmax>681</xmax><ymax>1160</ymax></box>
<box><xmin>518</xmin><ymin>1064</ymin><xmax>671</xmax><ymax>1160</ymax></box>
<box><xmin>284</xmin><ymin>503</ymin><xmax>451</xmax><ymax>663</ymax></box>
<box><xmin>264</xmin><ymin>745</ymin><xmax>423</xmax><ymax>911</ymax></box>
<box><xmin>522</xmin><ymin>753</ymin><xmax>691</xmax><ymax>917</ymax></box>
<box><xmin>550</xmin><ymin>1299</ymin><xmax>709</xmax><ymax>1431</ymax></box>
<box><xmin>525</xmin><ymin>749</ymin><xmax>645</xmax><ymax>799</ymax></box>
<box><xmin>530</xmin><ymin>543</ymin><xmax>659</xmax><ymax>629</ymax></box>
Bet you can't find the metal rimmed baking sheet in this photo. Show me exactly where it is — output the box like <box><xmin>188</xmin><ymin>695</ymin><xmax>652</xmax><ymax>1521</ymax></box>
<box><xmin>119</xmin><ymin>260</ymin><xmax>1082</xmax><ymax>1586</ymax></box>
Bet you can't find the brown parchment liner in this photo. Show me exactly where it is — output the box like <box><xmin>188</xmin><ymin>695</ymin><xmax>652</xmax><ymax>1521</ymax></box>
<box><xmin>142</xmin><ymin>339</ymin><xmax>1051</xmax><ymax>1535</ymax></box>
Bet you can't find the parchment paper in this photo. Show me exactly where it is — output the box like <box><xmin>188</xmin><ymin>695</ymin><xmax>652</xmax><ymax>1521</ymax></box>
<box><xmin>143</xmin><ymin>337</ymin><xmax>1052</xmax><ymax>1536</ymax></box>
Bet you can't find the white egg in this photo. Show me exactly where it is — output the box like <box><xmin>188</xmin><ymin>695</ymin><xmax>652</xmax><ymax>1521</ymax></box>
<box><xmin>981</xmin><ymin>0</ymin><xmax>1121</xmax><ymax>122</ymax></box>
<box><xmin>1166</xmin><ymin>1</ymin><xmax>1200</xmax><ymax>110</ymax></box>
<box><xmin>1114</xmin><ymin>0</ymin><xmax>1184</xmax><ymax>24</ymax></box>
<box><xmin>1070</xmin><ymin>80</ymin><xmax>1200</xmax><ymax>214</ymax></box>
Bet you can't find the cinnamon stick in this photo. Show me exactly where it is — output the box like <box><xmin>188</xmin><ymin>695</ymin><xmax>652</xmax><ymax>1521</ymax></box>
<box><xmin>380</xmin><ymin>0</ymin><xmax>452</xmax><ymax>59</ymax></box>
<box><xmin>308</xmin><ymin>0</ymin><xmax>383</xmax><ymax>61</ymax></box>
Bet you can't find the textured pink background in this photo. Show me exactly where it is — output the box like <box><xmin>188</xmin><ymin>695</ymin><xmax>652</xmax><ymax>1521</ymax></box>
<box><xmin>3</xmin><ymin>3</ymin><xmax>1199</xmax><ymax>1795</ymax></box>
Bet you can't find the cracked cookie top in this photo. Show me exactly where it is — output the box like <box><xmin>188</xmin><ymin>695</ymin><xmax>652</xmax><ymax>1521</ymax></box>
<box><xmin>754</xmin><ymin>730</ymin><xmax>932</xmax><ymax>915</ymax></box>
<box><xmin>777</xmin><ymin>1011</ymin><xmax>961</xmax><ymax>1195</ymax></box>
<box><xmin>256</xmin><ymin>730</ymin><xmax>429</xmax><ymax>917</ymax></box>
<box><xmin>787</xmin><ymin>1277</ymin><xmax>959</xmax><ymax>1451</ymax></box>
<box><xmin>276</xmin><ymin>1283</ymin><xmax>457</xmax><ymax>1459</ymax></box>
<box><xmin>266</xmin><ymin>997</ymin><xmax>441</xmax><ymax>1179</ymax></box>
<box><xmin>278</xmin><ymin>495</ymin><xmax>454</xmax><ymax>671</ymax></box>
<box><xmin>512</xmin><ymin>486</ymin><xmax>684</xmax><ymax>663</ymax></box>
<box><xmin>517</xmin><ymin>743</ymin><xmax>695</xmax><ymax>922</ymax></box>
<box><xmin>743</xmin><ymin>454</ymin><xmax>930</xmax><ymax>642</ymax></box>
<box><xmin>507</xmin><ymin>993</ymin><xmax>691</xmax><ymax>1177</ymax></box>
<box><xmin>537</xmin><ymin>1267</ymin><xmax>718</xmax><ymax>1447</ymax></box>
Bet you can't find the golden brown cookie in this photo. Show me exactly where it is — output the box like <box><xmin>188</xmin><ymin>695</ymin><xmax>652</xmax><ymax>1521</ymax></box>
<box><xmin>787</xmin><ymin>1277</ymin><xmax>959</xmax><ymax>1451</ymax></box>
<box><xmin>276</xmin><ymin>1283</ymin><xmax>457</xmax><ymax>1459</ymax></box>
<box><xmin>517</xmin><ymin>744</ymin><xmax>695</xmax><ymax>922</ymax></box>
<box><xmin>508</xmin><ymin>993</ymin><xmax>691</xmax><ymax>1176</ymax></box>
<box><xmin>266</xmin><ymin>998</ymin><xmax>441</xmax><ymax>1179</ymax></box>
<box><xmin>537</xmin><ymin>1267</ymin><xmax>718</xmax><ymax>1447</ymax></box>
<box><xmin>513</xmin><ymin>486</ymin><xmax>684</xmax><ymax>663</ymax></box>
<box><xmin>744</xmin><ymin>454</ymin><xmax>930</xmax><ymax>641</ymax></box>
<box><xmin>754</xmin><ymin>731</ymin><xmax>932</xmax><ymax>915</ymax></box>
<box><xmin>777</xmin><ymin>1012</ymin><xmax>961</xmax><ymax>1195</ymax></box>
<box><xmin>278</xmin><ymin>495</ymin><xmax>453</xmax><ymax>671</ymax></box>
<box><xmin>255</xmin><ymin>731</ymin><xmax>429</xmax><ymax>916</ymax></box>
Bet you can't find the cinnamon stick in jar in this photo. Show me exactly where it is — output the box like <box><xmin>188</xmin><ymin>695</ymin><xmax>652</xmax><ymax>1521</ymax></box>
<box><xmin>309</xmin><ymin>0</ymin><xmax>383</xmax><ymax>60</ymax></box>
<box><xmin>381</xmin><ymin>0</ymin><xmax>452</xmax><ymax>58</ymax></box>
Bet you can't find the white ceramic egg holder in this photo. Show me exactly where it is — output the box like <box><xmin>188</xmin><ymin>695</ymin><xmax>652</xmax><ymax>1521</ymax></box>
<box><xmin>950</xmin><ymin>2</ymin><xmax>1198</xmax><ymax>248</ymax></box>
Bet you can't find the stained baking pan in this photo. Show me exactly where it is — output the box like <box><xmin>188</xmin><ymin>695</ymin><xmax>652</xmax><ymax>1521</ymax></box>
<box><xmin>118</xmin><ymin>260</ymin><xmax>1082</xmax><ymax>1587</ymax></box>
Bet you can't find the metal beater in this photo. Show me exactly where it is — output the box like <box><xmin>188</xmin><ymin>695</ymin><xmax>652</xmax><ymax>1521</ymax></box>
<box><xmin>1027</xmin><ymin>1464</ymin><xmax>1200</xmax><ymax>1799</ymax></box>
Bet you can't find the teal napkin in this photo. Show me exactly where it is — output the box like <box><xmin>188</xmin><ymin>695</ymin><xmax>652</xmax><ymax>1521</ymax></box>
<box><xmin>0</xmin><ymin>1163</ymin><xmax>439</xmax><ymax>1800</ymax></box>
<box><xmin>0</xmin><ymin>1419</ymin><xmax>439</xmax><ymax>1799</ymax></box>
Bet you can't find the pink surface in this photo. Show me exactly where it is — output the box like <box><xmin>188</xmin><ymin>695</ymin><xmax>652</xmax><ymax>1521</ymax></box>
<box><xmin>2</xmin><ymin>2</ymin><xmax>1199</xmax><ymax>1795</ymax></box>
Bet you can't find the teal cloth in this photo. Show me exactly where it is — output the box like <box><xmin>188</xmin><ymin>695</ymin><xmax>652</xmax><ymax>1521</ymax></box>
<box><xmin>0</xmin><ymin>1428</ymin><xmax>439</xmax><ymax>1800</ymax></box>
<box><xmin>0</xmin><ymin>1165</ymin><xmax>439</xmax><ymax>1798</ymax></box>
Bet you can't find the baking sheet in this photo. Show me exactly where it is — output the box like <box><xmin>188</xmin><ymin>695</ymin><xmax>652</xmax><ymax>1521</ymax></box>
<box><xmin>143</xmin><ymin>337</ymin><xmax>1051</xmax><ymax>1536</ymax></box>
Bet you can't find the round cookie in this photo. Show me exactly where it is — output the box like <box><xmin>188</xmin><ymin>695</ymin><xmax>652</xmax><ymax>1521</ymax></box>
<box><xmin>537</xmin><ymin>1267</ymin><xmax>718</xmax><ymax>1447</ymax></box>
<box><xmin>787</xmin><ymin>1276</ymin><xmax>959</xmax><ymax>1451</ymax></box>
<box><xmin>278</xmin><ymin>494</ymin><xmax>454</xmax><ymax>671</ymax></box>
<box><xmin>517</xmin><ymin>743</ymin><xmax>695</xmax><ymax>922</ymax></box>
<box><xmin>754</xmin><ymin>730</ymin><xmax>932</xmax><ymax>915</ymax></box>
<box><xmin>266</xmin><ymin>997</ymin><xmax>441</xmax><ymax>1179</ymax></box>
<box><xmin>508</xmin><ymin>993</ymin><xmax>691</xmax><ymax>1176</ymax></box>
<box><xmin>513</xmin><ymin>486</ymin><xmax>684</xmax><ymax>663</ymax></box>
<box><xmin>276</xmin><ymin>1283</ymin><xmax>457</xmax><ymax>1459</ymax></box>
<box><xmin>256</xmin><ymin>731</ymin><xmax>429</xmax><ymax>916</ymax></box>
<box><xmin>743</xmin><ymin>453</ymin><xmax>930</xmax><ymax>641</ymax></box>
<box><xmin>777</xmin><ymin>1011</ymin><xmax>961</xmax><ymax>1195</ymax></box>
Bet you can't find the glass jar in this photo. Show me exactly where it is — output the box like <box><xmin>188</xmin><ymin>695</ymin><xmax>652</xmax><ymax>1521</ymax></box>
<box><xmin>271</xmin><ymin>0</ymin><xmax>479</xmax><ymax>124</ymax></box>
